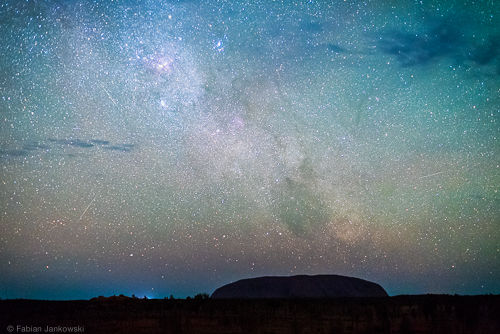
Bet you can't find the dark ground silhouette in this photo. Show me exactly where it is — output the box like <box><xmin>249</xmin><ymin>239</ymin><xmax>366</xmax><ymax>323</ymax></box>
<box><xmin>1</xmin><ymin>295</ymin><xmax>499</xmax><ymax>333</ymax></box>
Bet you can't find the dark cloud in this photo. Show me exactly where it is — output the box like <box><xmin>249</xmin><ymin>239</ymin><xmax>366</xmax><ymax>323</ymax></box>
<box><xmin>377</xmin><ymin>23</ymin><xmax>462</xmax><ymax>67</ymax></box>
<box><xmin>49</xmin><ymin>139</ymin><xmax>134</xmax><ymax>152</ymax></box>
<box><xmin>22</xmin><ymin>142</ymin><xmax>50</xmax><ymax>151</ymax></box>
<box><xmin>1</xmin><ymin>142</ymin><xmax>50</xmax><ymax>159</ymax></box>
<box><xmin>0</xmin><ymin>139</ymin><xmax>136</xmax><ymax>160</ymax></box>
<box><xmin>90</xmin><ymin>139</ymin><xmax>111</xmax><ymax>145</ymax></box>
<box><xmin>0</xmin><ymin>149</ymin><xmax>28</xmax><ymax>158</ymax></box>
<box><xmin>68</xmin><ymin>140</ymin><xmax>94</xmax><ymax>148</ymax></box>
<box><xmin>48</xmin><ymin>139</ymin><xmax>94</xmax><ymax>148</ymax></box>
<box><xmin>469</xmin><ymin>35</ymin><xmax>500</xmax><ymax>67</ymax></box>
<box><xmin>377</xmin><ymin>22</ymin><xmax>499</xmax><ymax>72</ymax></box>
<box><xmin>103</xmin><ymin>144</ymin><xmax>135</xmax><ymax>152</ymax></box>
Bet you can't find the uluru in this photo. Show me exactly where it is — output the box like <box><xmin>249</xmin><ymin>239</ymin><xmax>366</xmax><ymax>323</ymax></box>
<box><xmin>211</xmin><ymin>274</ymin><xmax>388</xmax><ymax>299</ymax></box>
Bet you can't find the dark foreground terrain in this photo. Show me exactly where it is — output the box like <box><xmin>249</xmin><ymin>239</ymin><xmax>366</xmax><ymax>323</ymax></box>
<box><xmin>1</xmin><ymin>295</ymin><xmax>499</xmax><ymax>334</ymax></box>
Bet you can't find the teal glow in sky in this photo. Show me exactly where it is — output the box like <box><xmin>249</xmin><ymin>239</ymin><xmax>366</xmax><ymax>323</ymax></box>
<box><xmin>0</xmin><ymin>0</ymin><xmax>499</xmax><ymax>299</ymax></box>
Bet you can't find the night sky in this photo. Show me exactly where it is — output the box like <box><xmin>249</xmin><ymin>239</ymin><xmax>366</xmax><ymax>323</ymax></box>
<box><xmin>0</xmin><ymin>0</ymin><xmax>499</xmax><ymax>300</ymax></box>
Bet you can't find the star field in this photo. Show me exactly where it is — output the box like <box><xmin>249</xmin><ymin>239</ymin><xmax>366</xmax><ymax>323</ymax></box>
<box><xmin>0</xmin><ymin>0</ymin><xmax>499</xmax><ymax>299</ymax></box>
